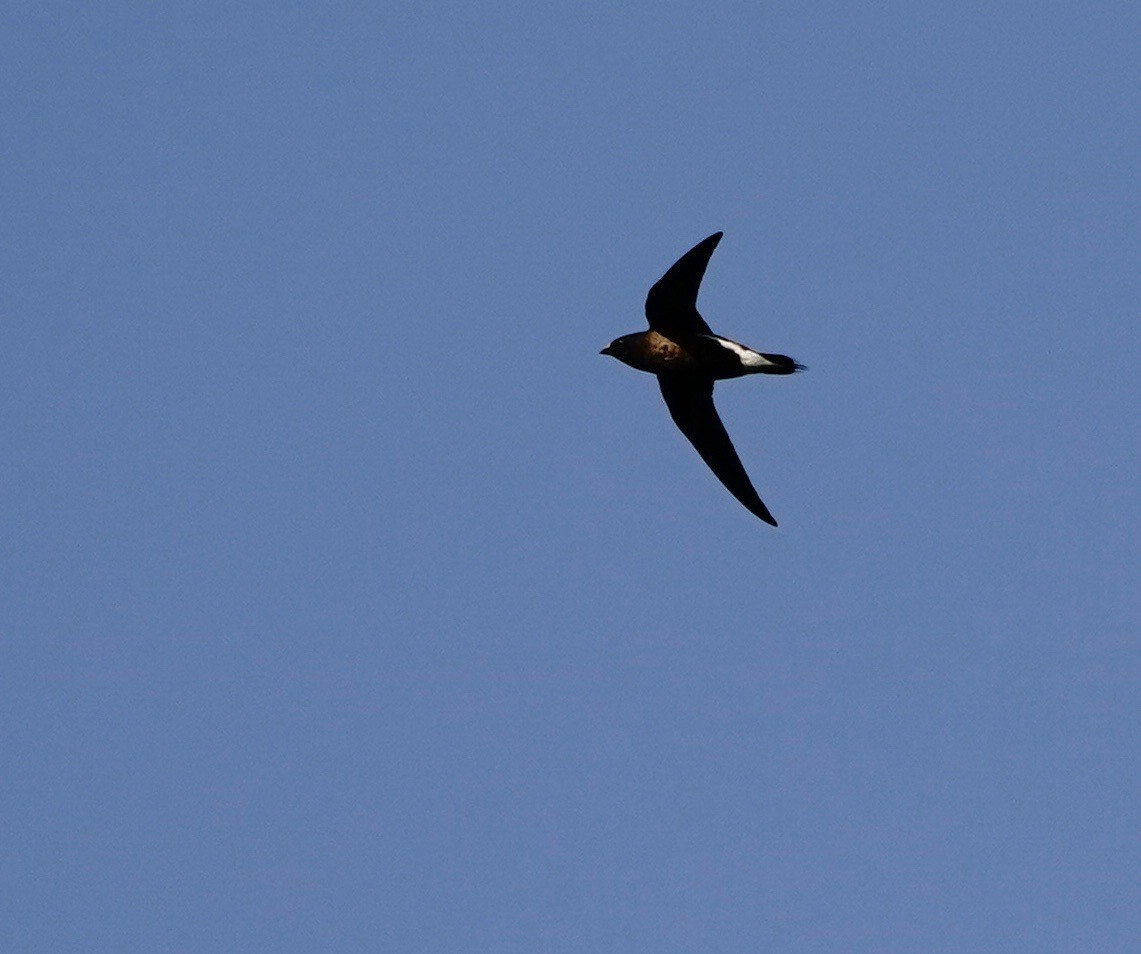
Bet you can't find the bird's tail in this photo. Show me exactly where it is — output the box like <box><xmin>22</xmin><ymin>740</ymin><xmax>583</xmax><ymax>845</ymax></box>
<box><xmin>758</xmin><ymin>353</ymin><xmax>806</xmax><ymax>374</ymax></box>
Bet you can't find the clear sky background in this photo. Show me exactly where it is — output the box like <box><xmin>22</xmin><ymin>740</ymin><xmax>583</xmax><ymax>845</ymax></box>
<box><xmin>3</xmin><ymin>3</ymin><xmax>1137</xmax><ymax>951</ymax></box>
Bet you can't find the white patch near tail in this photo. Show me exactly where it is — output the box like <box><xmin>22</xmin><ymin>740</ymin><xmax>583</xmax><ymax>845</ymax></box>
<box><xmin>705</xmin><ymin>335</ymin><xmax>780</xmax><ymax>368</ymax></box>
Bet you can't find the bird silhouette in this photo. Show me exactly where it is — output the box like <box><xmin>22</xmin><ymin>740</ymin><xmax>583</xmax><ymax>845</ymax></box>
<box><xmin>601</xmin><ymin>232</ymin><xmax>803</xmax><ymax>526</ymax></box>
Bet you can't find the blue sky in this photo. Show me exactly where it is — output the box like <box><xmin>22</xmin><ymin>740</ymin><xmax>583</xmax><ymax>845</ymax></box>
<box><xmin>3</xmin><ymin>3</ymin><xmax>1138</xmax><ymax>950</ymax></box>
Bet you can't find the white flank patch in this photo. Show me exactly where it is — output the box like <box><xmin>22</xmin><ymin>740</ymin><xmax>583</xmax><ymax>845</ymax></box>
<box><xmin>705</xmin><ymin>335</ymin><xmax>777</xmax><ymax>367</ymax></box>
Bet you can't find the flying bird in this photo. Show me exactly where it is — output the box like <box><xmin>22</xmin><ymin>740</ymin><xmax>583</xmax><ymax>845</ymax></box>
<box><xmin>601</xmin><ymin>232</ymin><xmax>803</xmax><ymax>526</ymax></box>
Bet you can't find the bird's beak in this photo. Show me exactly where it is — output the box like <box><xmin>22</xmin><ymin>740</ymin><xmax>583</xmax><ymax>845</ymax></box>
<box><xmin>600</xmin><ymin>345</ymin><xmax>613</xmax><ymax>356</ymax></box>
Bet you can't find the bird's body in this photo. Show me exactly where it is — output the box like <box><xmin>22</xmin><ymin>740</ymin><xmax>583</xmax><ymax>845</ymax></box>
<box><xmin>603</xmin><ymin>329</ymin><xmax>799</xmax><ymax>379</ymax></box>
<box><xmin>601</xmin><ymin>232</ymin><xmax>802</xmax><ymax>526</ymax></box>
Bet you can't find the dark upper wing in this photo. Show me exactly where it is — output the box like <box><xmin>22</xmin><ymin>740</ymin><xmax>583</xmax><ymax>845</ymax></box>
<box><xmin>644</xmin><ymin>232</ymin><xmax>722</xmax><ymax>337</ymax></box>
<box><xmin>658</xmin><ymin>376</ymin><xmax>778</xmax><ymax>526</ymax></box>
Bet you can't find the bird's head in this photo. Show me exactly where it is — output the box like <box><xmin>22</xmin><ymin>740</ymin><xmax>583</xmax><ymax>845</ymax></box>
<box><xmin>599</xmin><ymin>335</ymin><xmax>635</xmax><ymax>360</ymax></box>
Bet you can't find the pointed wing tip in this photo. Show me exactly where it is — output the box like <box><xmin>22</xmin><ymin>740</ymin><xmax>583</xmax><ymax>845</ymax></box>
<box><xmin>750</xmin><ymin>502</ymin><xmax>778</xmax><ymax>526</ymax></box>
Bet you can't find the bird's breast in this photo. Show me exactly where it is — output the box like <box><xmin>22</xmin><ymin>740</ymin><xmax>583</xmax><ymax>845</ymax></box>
<box><xmin>636</xmin><ymin>331</ymin><xmax>697</xmax><ymax>371</ymax></box>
